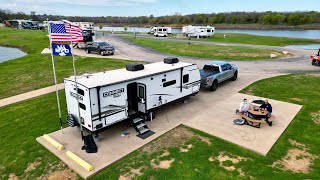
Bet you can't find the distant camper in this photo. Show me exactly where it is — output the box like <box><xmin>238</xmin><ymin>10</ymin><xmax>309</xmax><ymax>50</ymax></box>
<box><xmin>149</xmin><ymin>26</ymin><xmax>172</xmax><ymax>37</ymax></box>
<box><xmin>182</xmin><ymin>25</ymin><xmax>215</xmax><ymax>38</ymax></box>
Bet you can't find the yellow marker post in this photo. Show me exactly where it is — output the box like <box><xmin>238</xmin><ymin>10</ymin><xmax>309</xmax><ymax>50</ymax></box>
<box><xmin>43</xmin><ymin>134</ymin><xmax>64</xmax><ymax>150</ymax></box>
<box><xmin>66</xmin><ymin>151</ymin><xmax>94</xmax><ymax>171</ymax></box>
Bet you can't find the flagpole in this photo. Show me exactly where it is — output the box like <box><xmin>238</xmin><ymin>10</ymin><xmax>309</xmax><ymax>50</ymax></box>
<box><xmin>48</xmin><ymin>23</ymin><xmax>64</xmax><ymax>134</ymax></box>
<box><xmin>68</xmin><ymin>23</ymin><xmax>84</xmax><ymax>140</ymax></box>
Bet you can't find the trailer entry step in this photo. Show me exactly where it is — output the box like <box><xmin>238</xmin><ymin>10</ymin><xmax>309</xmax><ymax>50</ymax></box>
<box><xmin>136</xmin><ymin>123</ymin><xmax>146</xmax><ymax>129</ymax></box>
<box><xmin>133</xmin><ymin>117</ymin><xmax>144</xmax><ymax>124</ymax></box>
<box><xmin>136</xmin><ymin>130</ymin><xmax>155</xmax><ymax>139</ymax></box>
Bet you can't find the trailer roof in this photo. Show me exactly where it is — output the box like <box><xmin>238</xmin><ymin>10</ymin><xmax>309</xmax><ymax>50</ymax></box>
<box><xmin>65</xmin><ymin>61</ymin><xmax>195</xmax><ymax>88</ymax></box>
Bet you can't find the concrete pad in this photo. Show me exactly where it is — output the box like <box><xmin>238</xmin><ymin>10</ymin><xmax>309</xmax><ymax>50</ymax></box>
<box><xmin>41</xmin><ymin>48</ymin><xmax>51</xmax><ymax>54</ymax></box>
<box><xmin>37</xmin><ymin>72</ymin><xmax>301</xmax><ymax>178</ymax></box>
<box><xmin>37</xmin><ymin>108</ymin><xmax>184</xmax><ymax>179</ymax></box>
<box><xmin>183</xmin><ymin>93</ymin><xmax>302</xmax><ymax>156</ymax></box>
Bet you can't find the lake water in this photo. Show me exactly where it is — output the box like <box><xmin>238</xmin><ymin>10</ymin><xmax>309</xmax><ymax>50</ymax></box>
<box><xmin>0</xmin><ymin>46</ymin><xmax>27</xmax><ymax>63</ymax></box>
<box><xmin>95</xmin><ymin>26</ymin><xmax>320</xmax><ymax>39</ymax></box>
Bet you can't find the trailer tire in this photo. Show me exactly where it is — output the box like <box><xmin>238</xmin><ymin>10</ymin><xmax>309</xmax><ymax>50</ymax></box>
<box><xmin>312</xmin><ymin>60</ymin><xmax>316</xmax><ymax>65</ymax></box>
<box><xmin>210</xmin><ymin>80</ymin><xmax>218</xmax><ymax>92</ymax></box>
<box><xmin>67</xmin><ymin>114</ymin><xmax>78</xmax><ymax>127</ymax></box>
<box><xmin>85</xmin><ymin>49</ymin><xmax>90</xmax><ymax>54</ymax></box>
<box><xmin>100</xmin><ymin>51</ymin><xmax>104</xmax><ymax>56</ymax></box>
<box><xmin>147</xmin><ymin>111</ymin><xmax>155</xmax><ymax>121</ymax></box>
<box><xmin>231</xmin><ymin>71</ymin><xmax>238</xmax><ymax>81</ymax></box>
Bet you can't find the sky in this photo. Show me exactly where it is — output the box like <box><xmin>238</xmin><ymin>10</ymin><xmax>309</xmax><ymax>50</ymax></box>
<box><xmin>0</xmin><ymin>0</ymin><xmax>319</xmax><ymax>17</ymax></box>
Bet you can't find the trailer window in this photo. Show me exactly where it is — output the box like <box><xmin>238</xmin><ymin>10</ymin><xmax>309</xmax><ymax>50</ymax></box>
<box><xmin>163</xmin><ymin>80</ymin><xmax>176</xmax><ymax>87</ymax></box>
<box><xmin>138</xmin><ymin>86</ymin><xmax>145</xmax><ymax>98</ymax></box>
<box><xmin>163</xmin><ymin>29</ymin><xmax>167</xmax><ymax>31</ymax></box>
<box><xmin>183</xmin><ymin>74</ymin><xmax>189</xmax><ymax>83</ymax></box>
<box><xmin>77</xmin><ymin>88</ymin><xmax>84</xmax><ymax>96</ymax></box>
<box><xmin>207</xmin><ymin>29</ymin><xmax>211</xmax><ymax>32</ymax></box>
<box><xmin>79</xmin><ymin>103</ymin><xmax>86</xmax><ymax>110</ymax></box>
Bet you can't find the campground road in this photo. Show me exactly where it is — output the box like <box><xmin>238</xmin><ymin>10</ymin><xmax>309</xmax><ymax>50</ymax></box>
<box><xmin>96</xmin><ymin>34</ymin><xmax>320</xmax><ymax>75</ymax></box>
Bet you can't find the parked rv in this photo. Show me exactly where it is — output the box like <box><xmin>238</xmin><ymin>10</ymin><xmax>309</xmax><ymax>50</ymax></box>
<box><xmin>148</xmin><ymin>26</ymin><xmax>172</xmax><ymax>35</ymax></box>
<box><xmin>85</xmin><ymin>42</ymin><xmax>115</xmax><ymax>56</ymax></box>
<box><xmin>152</xmin><ymin>27</ymin><xmax>172</xmax><ymax>37</ymax></box>
<box><xmin>64</xmin><ymin>58</ymin><xmax>201</xmax><ymax>136</ymax></box>
<box><xmin>200</xmin><ymin>61</ymin><xmax>238</xmax><ymax>91</ymax></box>
<box><xmin>182</xmin><ymin>25</ymin><xmax>215</xmax><ymax>38</ymax></box>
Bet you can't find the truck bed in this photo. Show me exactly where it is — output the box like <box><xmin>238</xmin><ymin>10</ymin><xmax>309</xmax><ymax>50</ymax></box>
<box><xmin>200</xmin><ymin>69</ymin><xmax>219</xmax><ymax>78</ymax></box>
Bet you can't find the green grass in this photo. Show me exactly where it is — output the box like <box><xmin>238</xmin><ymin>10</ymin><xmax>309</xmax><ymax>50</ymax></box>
<box><xmin>122</xmin><ymin>37</ymin><xmax>287</xmax><ymax>60</ymax></box>
<box><xmin>0</xmin><ymin>28</ymin><xmax>135</xmax><ymax>99</ymax></box>
<box><xmin>193</xmin><ymin>33</ymin><xmax>320</xmax><ymax>46</ymax></box>
<box><xmin>0</xmin><ymin>74</ymin><xmax>319</xmax><ymax>179</ymax></box>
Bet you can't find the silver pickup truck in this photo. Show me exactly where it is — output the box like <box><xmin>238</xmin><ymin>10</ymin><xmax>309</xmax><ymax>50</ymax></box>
<box><xmin>200</xmin><ymin>61</ymin><xmax>238</xmax><ymax>91</ymax></box>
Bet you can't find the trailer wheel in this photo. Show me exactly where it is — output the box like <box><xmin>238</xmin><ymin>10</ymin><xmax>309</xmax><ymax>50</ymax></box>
<box><xmin>100</xmin><ymin>51</ymin><xmax>104</xmax><ymax>56</ymax></box>
<box><xmin>85</xmin><ymin>49</ymin><xmax>90</xmax><ymax>54</ymax></box>
<box><xmin>231</xmin><ymin>71</ymin><xmax>238</xmax><ymax>81</ymax></box>
<box><xmin>312</xmin><ymin>60</ymin><xmax>316</xmax><ymax>65</ymax></box>
<box><xmin>147</xmin><ymin>111</ymin><xmax>155</xmax><ymax>121</ymax></box>
<box><xmin>210</xmin><ymin>80</ymin><xmax>218</xmax><ymax>92</ymax></box>
<box><xmin>67</xmin><ymin>114</ymin><xmax>78</xmax><ymax>127</ymax></box>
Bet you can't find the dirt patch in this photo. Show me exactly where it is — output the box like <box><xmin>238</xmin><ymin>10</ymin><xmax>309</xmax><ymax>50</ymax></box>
<box><xmin>119</xmin><ymin>167</ymin><xmax>144</xmax><ymax>180</ymax></box>
<box><xmin>180</xmin><ymin>144</ymin><xmax>193</xmax><ymax>153</ymax></box>
<box><xmin>291</xmin><ymin>98</ymin><xmax>303</xmax><ymax>102</ymax></box>
<box><xmin>306</xmin><ymin>73</ymin><xmax>320</xmax><ymax>77</ymax></box>
<box><xmin>197</xmin><ymin>135</ymin><xmax>212</xmax><ymax>145</ymax></box>
<box><xmin>210</xmin><ymin>152</ymin><xmax>250</xmax><ymax>176</ymax></box>
<box><xmin>142</xmin><ymin>126</ymin><xmax>195</xmax><ymax>154</ymax></box>
<box><xmin>272</xmin><ymin>140</ymin><xmax>318</xmax><ymax>173</ymax></box>
<box><xmin>24</xmin><ymin>161</ymin><xmax>41</xmax><ymax>173</ymax></box>
<box><xmin>8</xmin><ymin>173</ymin><xmax>19</xmax><ymax>180</ymax></box>
<box><xmin>311</xmin><ymin>111</ymin><xmax>320</xmax><ymax>125</ymax></box>
<box><xmin>160</xmin><ymin>150</ymin><xmax>170</xmax><ymax>157</ymax></box>
<box><xmin>48</xmin><ymin>169</ymin><xmax>76</xmax><ymax>180</ymax></box>
<box><xmin>151</xmin><ymin>158</ymin><xmax>175</xmax><ymax>169</ymax></box>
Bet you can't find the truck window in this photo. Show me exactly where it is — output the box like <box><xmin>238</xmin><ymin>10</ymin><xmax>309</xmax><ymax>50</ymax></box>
<box><xmin>79</xmin><ymin>103</ymin><xmax>86</xmax><ymax>110</ymax></box>
<box><xmin>163</xmin><ymin>80</ymin><xmax>176</xmax><ymax>87</ymax></box>
<box><xmin>221</xmin><ymin>65</ymin><xmax>227</xmax><ymax>71</ymax></box>
<box><xmin>183</xmin><ymin>74</ymin><xmax>189</xmax><ymax>83</ymax></box>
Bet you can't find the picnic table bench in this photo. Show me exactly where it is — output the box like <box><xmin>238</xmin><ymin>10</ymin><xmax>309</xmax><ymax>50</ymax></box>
<box><xmin>241</xmin><ymin>109</ymin><xmax>275</xmax><ymax>128</ymax></box>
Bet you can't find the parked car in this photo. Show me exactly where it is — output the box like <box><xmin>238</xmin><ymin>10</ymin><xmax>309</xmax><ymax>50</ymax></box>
<box><xmin>200</xmin><ymin>61</ymin><xmax>238</xmax><ymax>91</ymax></box>
<box><xmin>85</xmin><ymin>42</ymin><xmax>115</xmax><ymax>56</ymax></box>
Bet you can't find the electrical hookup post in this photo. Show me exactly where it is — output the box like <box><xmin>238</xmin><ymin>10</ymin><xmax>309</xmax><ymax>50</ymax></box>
<box><xmin>48</xmin><ymin>22</ymin><xmax>85</xmax><ymax>140</ymax></box>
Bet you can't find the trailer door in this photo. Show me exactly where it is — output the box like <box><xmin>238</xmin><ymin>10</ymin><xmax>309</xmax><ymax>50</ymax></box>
<box><xmin>137</xmin><ymin>83</ymin><xmax>147</xmax><ymax>113</ymax></box>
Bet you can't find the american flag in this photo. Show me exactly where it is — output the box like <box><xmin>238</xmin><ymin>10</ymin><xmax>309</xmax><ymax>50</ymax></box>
<box><xmin>50</xmin><ymin>23</ymin><xmax>83</xmax><ymax>43</ymax></box>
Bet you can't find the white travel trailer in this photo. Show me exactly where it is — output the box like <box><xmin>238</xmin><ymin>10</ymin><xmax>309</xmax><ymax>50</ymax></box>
<box><xmin>182</xmin><ymin>25</ymin><xmax>215</xmax><ymax>38</ymax></box>
<box><xmin>153</xmin><ymin>27</ymin><xmax>172</xmax><ymax>37</ymax></box>
<box><xmin>64</xmin><ymin>58</ymin><xmax>201</xmax><ymax>136</ymax></box>
<box><xmin>73</xmin><ymin>22</ymin><xmax>94</xmax><ymax>30</ymax></box>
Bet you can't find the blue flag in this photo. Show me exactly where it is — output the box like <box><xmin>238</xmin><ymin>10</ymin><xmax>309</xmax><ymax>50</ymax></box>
<box><xmin>52</xmin><ymin>43</ymin><xmax>72</xmax><ymax>56</ymax></box>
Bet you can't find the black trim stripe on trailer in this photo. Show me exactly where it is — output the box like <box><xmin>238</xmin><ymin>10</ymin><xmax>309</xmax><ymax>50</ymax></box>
<box><xmin>180</xmin><ymin>67</ymin><xmax>183</xmax><ymax>92</ymax></box>
<box><xmin>92</xmin><ymin>109</ymin><xmax>125</xmax><ymax>121</ymax></box>
<box><xmin>64</xmin><ymin>64</ymin><xmax>197</xmax><ymax>90</ymax></box>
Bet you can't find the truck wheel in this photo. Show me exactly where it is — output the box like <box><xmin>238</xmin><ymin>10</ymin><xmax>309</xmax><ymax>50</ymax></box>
<box><xmin>312</xmin><ymin>60</ymin><xmax>316</xmax><ymax>65</ymax></box>
<box><xmin>231</xmin><ymin>71</ymin><xmax>238</xmax><ymax>81</ymax></box>
<box><xmin>100</xmin><ymin>51</ymin><xmax>104</xmax><ymax>56</ymax></box>
<box><xmin>85</xmin><ymin>49</ymin><xmax>90</xmax><ymax>54</ymax></box>
<box><xmin>147</xmin><ymin>111</ymin><xmax>155</xmax><ymax>121</ymax></box>
<box><xmin>210</xmin><ymin>80</ymin><xmax>218</xmax><ymax>92</ymax></box>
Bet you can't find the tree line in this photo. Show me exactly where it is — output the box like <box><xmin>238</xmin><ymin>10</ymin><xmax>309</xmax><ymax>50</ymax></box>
<box><xmin>1</xmin><ymin>9</ymin><xmax>320</xmax><ymax>26</ymax></box>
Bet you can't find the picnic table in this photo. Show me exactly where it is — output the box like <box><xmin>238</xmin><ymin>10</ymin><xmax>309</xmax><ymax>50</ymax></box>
<box><xmin>241</xmin><ymin>108</ymin><xmax>275</xmax><ymax>128</ymax></box>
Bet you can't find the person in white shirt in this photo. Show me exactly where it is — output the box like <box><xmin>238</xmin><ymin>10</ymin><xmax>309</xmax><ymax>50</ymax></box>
<box><xmin>239</xmin><ymin>98</ymin><xmax>250</xmax><ymax>114</ymax></box>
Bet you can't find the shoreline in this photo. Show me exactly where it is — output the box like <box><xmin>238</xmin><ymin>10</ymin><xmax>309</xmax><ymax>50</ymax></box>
<box><xmin>95</xmin><ymin>23</ymin><xmax>320</xmax><ymax>30</ymax></box>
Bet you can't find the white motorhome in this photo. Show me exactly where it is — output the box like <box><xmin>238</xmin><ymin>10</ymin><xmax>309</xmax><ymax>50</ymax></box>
<box><xmin>182</xmin><ymin>25</ymin><xmax>215</xmax><ymax>38</ymax></box>
<box><xmin>74</xmin><ymin>22</ymin><xmax>94</xmax><ymax>30</ymax></box>
<box><xmin>64</xmin><ymin>58</ymin><xmax>201</xmax><ymax>136</ymax></box>
<box><xmin>153</xmin><ymin>27</ymin><xmax>172</xmax><ymax>37</ymax></box>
